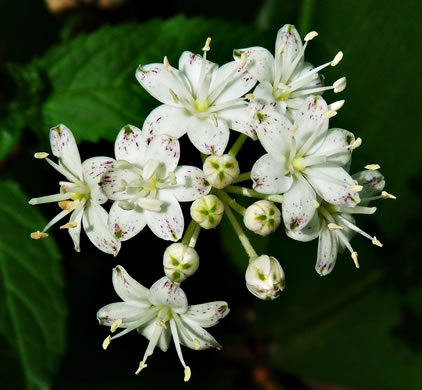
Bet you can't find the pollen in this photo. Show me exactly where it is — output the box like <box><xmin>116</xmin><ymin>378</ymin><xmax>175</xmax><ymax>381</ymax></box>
<box><xmin>351</xmin><ymin>252</ymin><xmax>360</xmax><ymax>269</ymax></box>
<box><xmin>59</xmin><ymin>200</ymin><xmax>79</xmax><ymax>211</ymax></box>
<box><xmin>184</xmin><ymin>366</ymin><xmax>192</xmax><ymax>382</ymax></box>
<box><xmin>365</xmin><ymin>164</ymin><xmax>381</xmax><ymax>170</ymax></box>
<box><xmin>193</xmin><ymin>338</ymin><xmax>201</xmax><ymax>350</ymax></box>
<box><xmin>328</xmin><ymin>223</ymin><xmax>343</xmax><ymax>230</ymax></box>
<box><xmin>59</xmin><ymin>222</ymin><xmax>77</xmax><ymax>229</ymax></box>
<box><xmin>30</xmin><ymin>231</ymin><xmax>48</xmax><ymax>239</ymax></box>
<box><xmin>348</xmin><ymin>185</ymin><xmax>363</xmax><ymax>192</ymax></box>
<box><xmin>331</xmin><ymin>51</ymin><xmax>343</xmax><ymax>66</ymax></box>
<box><xmin>372</xmin><ymin>237</ymin><xmax>383</xmax><ymax>247</ymax></box>
<box><xmin>381</xmin><ymin>191</ymin><xmax>397</xmax><ymax>200</ymax></box>
<box><xmin>34</xmin><ymin>152</ymin><xmax>49</xmax><ymax>159</ymax></box>
<box><xmin>351</xmin><ymin>137</ymin><xmax>362</xmax><ymax>149</ymax></box>
<box><xmin>135</xmin><ymin>361</ymin><xmax>147</xmax><ymax>375</ymax></box>
<box><xmin>102</xmin><ymin>335</ymin><xmax>111</xmax><ymax>350</ymax></box>
<box><xmin>304</xmin><ymin>31</ymin><xmax>318</xmax><ymax>41</ymax></box>
<box><xmin>111</xmin><ymin>319</ymin><xmax>122</xmax><ymax>333</ymax></box>
<box><xmin>202</xmin><ymin>37</ymin><xmax>211</xmax><ymax>52</ymax></box>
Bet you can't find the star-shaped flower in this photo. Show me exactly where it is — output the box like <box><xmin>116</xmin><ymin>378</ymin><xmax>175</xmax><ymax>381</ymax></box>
<box><xmin>97</xmin><ymin>266</ymin><xmax>230</xmax><ymax>381</ymax></box>
<box><xmin>137</xmin><ymin>38</ymin><xmax>257</xmax><ymax>155</ymax></box>
<box><xmin>100</xmin><ymin>125</ymin><xmax>211</xmax><ymax>241</ymax></box>
<box><xmin>250</xmin><ymin>96</ymin><xmax>361</xmax><ymax>232</ymax></box>
<box><xmin>234</xmin><ymin>24</ymin><xmax>346</xmax><ymax>119</ymax></box>
<box><xmin>29</xmin><ymin>124</ymin><xmax>120</xmax><ymax>255</ymax></box>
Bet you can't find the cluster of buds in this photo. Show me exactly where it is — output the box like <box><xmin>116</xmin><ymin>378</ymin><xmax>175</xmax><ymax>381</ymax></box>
<box><xmin>28</xmin><ymin>24</ymin><xmax>395</xmax><ymax>380</ymax></box>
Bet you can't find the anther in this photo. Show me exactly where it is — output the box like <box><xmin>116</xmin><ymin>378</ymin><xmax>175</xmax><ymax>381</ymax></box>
<box><xmin>328</xmin><ymin>100</ymin><xmax>345</xmax><ymax>111</ymax></box>
<box><xmin>348</xmin><ymin>185</ymin><xmax>363</xmax><ymax>192</ymax></box>
<box><xmin>34</xmin><ymin>152</ymin><xmax>49</xmax><ymax>159</ymax></box>
<box><xmin>30</xmin><ymin>231</ymin><xmax>48</xmax><ymax>239</ymax></box>
<box><xmin>323</xmin><ymin>110</ymin><xmax>337</xmax><ymax>119</ymax></box>
<box><xmin>59</xmin><ymin>200</ymin><xmax>79</xmax><ymax>211</ymax></box>
<box><xmin>169</xmin><ymin>88</ymin><xmax>180</xmax><ymax>104</ymax></box>
<box><xmin>331</xmin><ymin>51</ymin><xmax>343</xmax><ymax>66</ymax></box>
<box><xmin>328</xmin><ymin>223</ymin><xmax>343</xmax><ymax>230</ymax></box>
<box><xmin>184</xmin><ymin>366</ymin><xmax>192</xmax><ymax>382</ymax></box>
<box><xmin>135</xmin><ymin>361</ymin><xmax>147</xmax><ymax>375</ymax></box>
<box><xmin>163</xmin><ymin>56</ymin><xmax>171</xmax><ymax>72</ymax></box>
<box><xmin>111</xmin><ymin>319</ymin><xmax>122</xmax><ymax>333</ymax></box>
<box><xmin>193</xmin><ymin>339</ymin><xmax>201</xmax><ymax>350</ymax></box>
<box><xmin>365</xmin><ymin>164</ymin><xmax>380</xmax><ymax>170</ymax></box>
<box><xmin>202</xmin><ymin>37</ymin><xmax>211</xmax><ymax>52</ymax></box>
<box><xmin>304</xmin><ymin>31</ymin><xmax>318</xmax><ymax>41</ymax></box>
<box><xmin>277</xmin><ymin>82</ymin><xmax>289</xmax><ymax>90</ymax></box>
<box><xmin>102</xmin><ymin>335</ymin><xmax>111</xmax><ymax>350</ymax></box>
<box><xmin>156</xmin><ymin>319</ymin><xmax>167</xmax><ymax>329</ymax></box>
<box><xmin>60</xmin><ymin>222</ymin><xmax>77</xmax><ymax>229</ymax></box>
<box><xmin>351</xmin><ymin>138</ymin><xmax>362</xmax><ymax>149</ymax></box>
<box><xmin>288</xmin><ymin>124</ymin><xmax>298</xmax><ymax>137</ymax></box>
<box><xmin>245</xmin><ymin>93</ymin><xmax>254</xmax><ymax>101</ymax></box>
<box><xmin>333</xmin><ymin>77</ymin><xmax>347</xmax><ymax>93</ymax></box>
<box><xmin>372</xmin><ymin>236</ymin><xmax>383</xmax><ymax>247</ymax></box>
<box><xmin>240</xmin><ymin>52</ymin><xmax>248</xmax><ymax>68</ymax></box>
<box><xmin>169</xmin><ymin>172</ymin><xmax>177</xmax><ymax>185</ymax></box>
<box><xmin>351</xmin><ymin>252</ymin><xmax>359</xmax><ymax>268</ymax></box>
<box><xmin>211</xmin><ymin>113</ymin><xmax>219</xmax><ymax>127</ymax></box>
<box><xmin>277</xmin><ymin>43</ymin><xmax>285</xmax><ymax>55</ymax></box>
<box><xmin>312</xmin><ymin>200</ymin><xmax>320</xmax><ymax>209</ymax></box>
<box><xmin>381</xmin><ymin>191</ymin><xmax>397</xmax><ymax>200</ymax></box>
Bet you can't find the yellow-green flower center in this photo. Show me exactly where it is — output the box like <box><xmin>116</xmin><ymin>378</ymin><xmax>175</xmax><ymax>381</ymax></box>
<box><xmin>194</xmin><ymin>99</ymin><xmax>209</xmax><ymax>112</ymax></box>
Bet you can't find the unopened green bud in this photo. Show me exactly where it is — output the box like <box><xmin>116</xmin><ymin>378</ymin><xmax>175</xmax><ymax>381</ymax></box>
<box><xmin>163</xmin><ymin>243</ymin><xmax>199</xmax><ymax>283</ymax></box>
<box><xmin>190</xmin><ymin>194</ymin><xmax>224</xmax><ymax>229</ymax></box>
<box><xmin>244</xmin><ymin>200</ymin><xmax>281</xmax><ymax>236</ymax></box>
<box><xmin>203</xmin><ymin>154</ymin><xmax>240</xmax><ymax>189</ymax></box>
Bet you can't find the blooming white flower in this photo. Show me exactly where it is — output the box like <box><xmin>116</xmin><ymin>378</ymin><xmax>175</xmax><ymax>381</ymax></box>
<box><xmin>97</xmin><ymin>266</ymin><xmax>229</xmax><ymax>381</ymax></box>
<box><xmin>29</xmin><ymin>124</ymin><xmax>120</xmax><ymax>255</ymax></box>
<box><xmin>286</xmin><ymin>170</ymin><xmax>390</xmax><ymax>275</ymax></box>
<box><xmin>251</xmin><ymin>95</ymin><xmax>361</xmax><ymax>233</ymax></box>
<box><xmin>233</xmin><ymin>24</ymin><xmax>346</xmax><ymax>119</ymax></box>
<box><xmin>137</xmin><ymin>38</ymin><xmax>257</xmax><ymax>155</ymax></box>
<box><xmin>100</xmin><ymin>125</ymin><xmax>211</xmax><ymax>241</ymax></box>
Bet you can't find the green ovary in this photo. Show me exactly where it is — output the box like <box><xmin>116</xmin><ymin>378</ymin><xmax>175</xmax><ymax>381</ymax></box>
<box><xmin>194</xmin><ymin>99</ymin><xmax>209</xmax><ymax>112</ymax></box>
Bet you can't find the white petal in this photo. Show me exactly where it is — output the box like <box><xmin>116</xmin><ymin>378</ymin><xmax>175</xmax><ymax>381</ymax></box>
<box><xmin>177</xmin><ymin>315</ymin><xmax>222</xmax><ymax>350</ymax></box>
<box><xmin>82</xmin><ymin>157</ymin><xmax>115</xmax><ymax>204</ymax></box>
<box><xmin>286</xmin><ymin>211</ymin><xmax>321</xmax><ymax>242</ymax></box>
<box><xmin>305</xmin><ymin>164</ymin><xmax>360</xmax><ymax>207</ymax></box>
<box><xmin>82</xmin><ymin>202</ymin><xmax>121</xmax><ymax>256</ymax></box>
<box><xmin>275</xmin><ymin>24</ymin><xmax>303</xmax><ymax>75</ymax></box>
<box><xmin>313</xmin><ymin>128</ymin><xmax>355</xmax><ymax>166</ymax></box>
<box><xmin>186</xmin><ymin>116</ymin><xmax>229</xmax><ymax>155</ymax></box>
<box><xmin>210</xmin><ymin>61</ymin><xmax>256</xmax><ymax>105</ymax></box>
<box><xmin>218</xmin><ymin>104</ymin><xmax>258</xmax><ymax>139</ymax></box>
<box><xmin>148</xmin><ymin>276</ymin><xmax>188</xmax><ymax>314</ymax></box>
<box><xmin>251</xmin><ymin>153</ymin><xmax>292</xmax><ymax>194</ymax></box>
<box><xmin>294</xmin><ymin>95</ymin><xmax>329</xmax><ymax>153</ymax></box>
<box><xmin>97</xmin><ymin>302</ymin><xmax>149</xmax><ymax>327</ymax></box>
<box><xmin>49</xmin><ymin>124</ymin><xmax>83</xmax><ymax>181</ymax></box>
<box><xmin>234</xmin><ymin>46</ymin><xmax>274</xmax><ymax>84</ymax></box>
<box><xmin>144</xmin><ymin>134</ymin><xmax>180</xmax><ymax>174</ymax></box>
<box><xmin>178</xmin><ymin>51</ymin><xmax>217</xmax><ymax>98</ymax></box>
<box><xmin>108</xmin><ymin>202</ymin><xmax>147</xmax><ymax>241</ymax></box>
<box><xmin>282</xmin><ymin>177</ymin><xmax>317</xmax><ymax>231</ymax></box>
<box><xmin>145</xmin><ymin>191</ymin><xmax>184</xmax><ymax>241</ymax></box>
<box><xmin>253</xmin><ymin>81</ymin><xmax>277</xmax><ymax>105</ymax></box>
<box><xmin>183</xmin><ymin>302</ymin><xmax>229</xmax><ymax>328</ymax></box>
<box><xmin>142</xmin><ymin>104</ymin><xmax>189</xmax><ymax>140</ymax></box>
<box><xmin>100</xmin><ymin>168</ymin><xmax>139</xmax><ymax>201</ymax></box>
<box><xmin>137</xmin><ymin>320</ymin><xmax>171</xmax><ymax>352</ymax></box>
<box><xmin>68</xmin><ymin>205</ymin><xmax>84</xmax><ymax>252</ymax></box>
<box><xmin>114</xmin><ymin>125</ymin><xmax>147</xmax><ymax>165</ymax></box>
<box><xmin>169</xmin><ymin>166</ymin><xmax>211</xmax><ymax>201</ymax></box>
<box><xmin>112</xmin><ymin>265</ymin><xmax>150</xmax><ymax>304</ymax></box>
<box><xmin>315</xmin><ymin>223</ymin><xmax>338</xmax><ymax>276</ymax></box>
<box><xmin>136</xmin><ymin>63</ymin><xmax>192</xmax><ymax>106</ymax></box>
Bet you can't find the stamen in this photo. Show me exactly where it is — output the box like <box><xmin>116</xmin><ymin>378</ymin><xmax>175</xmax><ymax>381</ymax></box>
<box><xmin>156</xmin><ymin>319</ymin><xmax>167</xmax><ymax>329</ymax></box>
<box><xmin>30</xmin><ymin>231</ymin><xmax>48</xmax><ymax>239</ymax></box>
<box><xmin>169</xmin><ymin>88</ymin><xmax>180</xmax><ymax>104</ymax></box>
<box><xmin>278</xmin><ymin>82</ymin><xmax>289</xmax><ymax>90</ymax></box>
<box><xmin>351</xmin><ymin>252</ymin><xmax>359</xmax><ymax>268</ymax></box>
<box><xmin>169</xmin><ymin>172</ymin><xmax>177</xmax><ymax>185</ymax></box>
<box><xmin>323</xmin><ymin>110</ymin><xmax>337</xmax><ymax>119</ymax></box>
<box><xmin>184</xmin><ymin>366</ymin><xmax>192</xmax><ymax>382</ymax></box>
<box><xmin>193</xmin><ymin>339</ymin><xmax>201</xmax><ymax>350</ymax></box>
<box><xmin>288</xmin><ymin>124</ymin><xmax>298</xmax><ymax>136</ymax></box>
<box><xmin>102</xmin><ymin>335</ymin><xmax>111</xmax><ymax>350</ymax></box>
<box><xmin>348</xmin><ymin>185</ymin><xmax>363</xmax><ymax>192</ymax></box>
<box><xmin>277</xmin><ymin>43</ymin><xmax>285</xmax><ymax>55</ymax></box>
<box><xmin>328</xmin><ymin>223</ymin><xmax>343</xmax><ymax>230</ymax></box>
<box><xmin>60</xmin><ymin>222</ymin><xmax>77</xmax><ymax>229</ymax></box>
<box><xmin>328</xmin><ymin>100</ymin><xmax>345</xmax><ymax>111</ymax></box>
<box><xmin>211</xmin><ymin>113</ymin><xmax>219</xmax><ymax>127</ymax></box>
<box><xmin>245</xmin><ymin>93</ymin><xmax>254</xmax><ymax>101</ymax></box>
<box><xmin>111</xmin><ymin>319</ymin><xmax>122</xmax><ymax>333</ymax></box>
<box><xmin>365</xmin><ymin>164</ymin><xmax>380</xmax><ymax>170</ymax></box>
<box><xmin>333</xmin><ymin>77</ymin><xmax>347</xmax><ymax>93</ymax></box>
<box><xmin>331</xmin><ymin>51</ymin><xmax>343</xmax><ymax>66</ymax></box>
<box><xmin>34</xmin><ymin>152</ymin><xmax>49</xmax><ymax>159</ymax></box>
<box><xmin>135</xmin><ymin>361</ymin><xmax>147</xmax><ymax>375</ymax></box>
<box><xmin>381</xmin><ymin>191</ymin><xmax>397</xmax><ymax>200</ymax></box>
<box><xmin>304</xmin><ymin>31</ymin><xmax>318</xmax><ymax>41</ymax></box>
<box><xmin>312</xmin><ymin>200</ymin><xmax>320</xmax><ymax>208</ymax></box>
<box><xmin>163</xmin><ymin>56</ymin><xmax>171</xmax><ymax>72</ymax></box>
<box><xmin>137</xmin><ymin>197</ymin><xmax>163</xmax><ymax>212</ymax></box>
<box><xmin>240</xmin><ymin>52</ymin><xmax>248</xmax><ymax>68</ymax></box>
<box><xmin>202</xmin><ymin>37</ymin><xmax>211</xmax><ymax>52</ymax></box>
<box><xmin>372</xmin><ymin>236</ymin><xmax>383</xmax><ymax>247</ymax></box>
<box><xmin>351</xmin><ymin>137</ymin><xmax>362</xmax><ymax>149</ymax></box>
<box><xmin>59</xmin><ymin>199</ymin><xmax>80</xmax><ymax>211</ymax></box>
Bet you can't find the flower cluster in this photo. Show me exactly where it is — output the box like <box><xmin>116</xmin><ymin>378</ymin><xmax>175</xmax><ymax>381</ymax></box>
<box><xmin>29</xmin><ymin>24</ymin><xmax>395</xmax><ymax>379</ymax></box>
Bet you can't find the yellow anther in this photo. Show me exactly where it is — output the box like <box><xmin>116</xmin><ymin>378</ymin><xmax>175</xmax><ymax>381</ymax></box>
<box><xmin>328</xmin><ymin>100</ymin><xmax>345</xmax><ymax>112</ymax></box>
<box><xmin>365</xmin><ymin>164</ymin><xmax>381</xmax><ymax>170</ymax></box>
<box><xmin>328</xmin><ymin>223</ymin><xmax>343</xmax><ymax>230</ymax></box>
<box><xmin>323</xmin><ymin>110</ymin><xmax>337</xmax><ymax>119</ymax></box>
<box><xmin>135</xmin><ymin>361</ymin><xmax>147</xmax><ymax>375</ymax></box>
<box><xmin>304</xmin><ymin>31</ymin><xmax>318</xmax><ymax>41</ymax></box>
<box><xmin>169</xmin><ymin>172</ymin><xmax>177</xmax><ymax>185</ymax></box>
<box><xmin>34</xmin><ymin>152</ymin><xmax>49</xmax><ymax>159</ymax></box>
<box><xmin>245</xmin><ymin>93</ymin><xmax>254</xmax><ymax>101</ymax></box>
<box><xmin>381</xmin><ymin>191</ymin><xmax>397</xmax><ymax>200</ymax></box>
<box><xmin>351</xmin><ymin>252</ymin><xmax>360</xmax><ymax>268</ymax></box>
<box><xmin>202</xmin><ymin>37</ymin><xmax>211</xmax><ymax>52</ymax></box>
<box><xmin>372</xmin><ymin>237</ymin><xmax>383</xmax><ymax>247</ymax></box>
<box><xmin>163</xmin><ymin>56</ymin><xmax>171</xmax><ymax>72</ymax></box>
<box><xmin>111</xmin><ymin>319</ymin><xmax>122</xmax><ymax>333</ymax></box>
<box><xmin>351</xmin><ymin>137</ymin><xmax>362</xmax><ymax>149</ymax></box>
<box><xmin>193</xmin><ymin>338</ymin><xmax>201</xmax><ymax>350</ymax></box>
<box><xmin>277</xmin><ymin>82</ymin><xmax>289</xmax><ymax>90</ymax></box>
<box><xmin>277</xmin><ymin>43</ymin><xmax>285</xmax><ymax>55</ymax></box>
<box><xmin>184</xmin><ymin>366</ymin><xmax>192</xmax><ymax>382</ymax></box>
<box><xmin>58</xmin><ymin>200</ymin><xmax>79</xmax><ymax>211</ymax></box>
<box><xmin>331</xmin><ymin>51</ymin><xmax>343</xmax><ymax>66</ymax></box>
<box><xmin>333</xmin><ymin>77</ymin><xmax>347</xmax><ymax>93</ymax></box>
<box><xmin>156</xmin><ymin>319</ymin><xmax>167</xmax><ymax>329</ymax></box>
<box><xmin>30</xmin><ymin>231</ymin><xmax>48</xmax><ymax>239</ymax></box>
<box><xmin>348</xmin><ymin>185</ymin><xmax>363</xmax><ymax>192</ymax></box>
<box><xmin>59</xmin><ymin>222</ymin><xmax>77</xmax><ymax>229</ymax></box>
<box><xmin>240</xmin><ymin>52</ymin><xmax>248</xmax><ymax>68</ymax></box>
<box><xmin>288</xmin><ymin>124</ymin><xmax>298</xmax><ymax>137</ymax></box>
<box><xmin>60</xmin><ymin>185</ymin><xmax>67</xmax><ymax>194</ymax></box>
<box><xmin>102</xmin><ymin>335</ymin><xmax>111</xmax><ymax>350</ymax></box>
<box><xmin>312</xmin><ymin>200</ymin><xmax>320</xmax><ymax>209</ymax></box>
<box><xmin>169</xmin><ymin>88</ymin><xmax>180</xmax><ymax>104</ymax></box>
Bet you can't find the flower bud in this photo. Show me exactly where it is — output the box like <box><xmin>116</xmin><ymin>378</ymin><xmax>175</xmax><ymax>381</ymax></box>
<box><xmin>244</xmin><ymin>200</ymin><xmax>281</xmax><ymax>236</ymax></box>
<box><xmin>245</xmin><ymin>255</ymin><xmax>285</xmax><ymax>300</ymax></box>
<box><xmin>163</xmin><ymin>243</ymin><xmax>199</xmax><ymax>283</ymax></box>
<box><xmin>352</xmin><ymin>170</ymin><xmax>385</xmax><ymax>197</ymax></box>
<box><xmin>203</xmin><ymin>154</ymin><xmax>240</xmax><ymax>189</ymax></box>
<box><xmin>190</xmin><ymin>194</ymin><xmax>224</xmax><ymax>229</ymax></box>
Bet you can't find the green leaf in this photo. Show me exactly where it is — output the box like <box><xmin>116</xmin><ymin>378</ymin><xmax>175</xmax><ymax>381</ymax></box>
<box><xmin>15</xmin><ymin>16</ymin><xmax>273</xmax><ymax>144</ymax></box>
<box><xmin>0</xmin><ymin>181</ymin><xmax>66</xmax><ymax>389</ymax></box>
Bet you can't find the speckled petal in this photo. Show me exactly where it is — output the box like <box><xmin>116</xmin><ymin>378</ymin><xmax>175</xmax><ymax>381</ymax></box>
<box><xmin>275</xmin><ymin>24</ymin><xmax>303</xmax><ymax>76</ymax></box>
<box><xmin>108</xmin><ymin>202</ymin><xmax>147</xmax><ymax>241</ymax></box>
<box><xmin>100</xmin><ymin>168</ymin><xmax>139</xmax><ymax>201</ymax></box>
<box><xmin>315</xmin><ymin>222</ymin><xmax>338</xmax><ymax>276</ymax></box>
<box><xmin>97</xmin><ymin>302</ymin><xmax>149</xmax><ymax>327</ymax></box>
<box><xmin>144</xmin><ymin>134</ymin><xmax>180</xmax><ymax>174</ymax></box>
<box><xmin>218</xmin><ymin>104</ymin><xmax>258</xmax><ymax>140</ymax></box>
<box><xmin>148</xmin><ymin>276</ymin><xmax>188</xmax><ymax>314</ymax></box>
<box><xmin>112</xmin><ymin>265</ymin><xmax>150</xmax><ymax>304</ymax></box>
<box><xmin>114</xmin><ymin>125</ymin><xmax>147</xmax><ymax>166</ymax></box>
<box><xmin>168</xmin><ymin>165</ymin><xmax>211</xmax><ymax>201</ymax></box>
<box><xmin>313</xmin><ymin>128</ymin><xmax>355</xmax><ymax>167</ymax></box>
<box><xmin>82</xmin><ymin>157</ymin><xmax>115</xmax><ymax>204</ymax></box>
<box><xmin>183</xmin><ymin>302</ymin><xmax>229</xmax><ymax>328</ymax></box>
<box><xmin>233</xmin><ymin>46</ymin><xmax>274</xmax><ymax>84</ymax></box>
<box><xmin>177</xmin><ymin>315</ymin><xmax>222</xmax><ymax>350</ymax></box>
<box><xmin>286</xmin><ymin>210</ymin><xmax>321</xmax><ymax>242</ymax></box>
<box><xmin>68</xmin><ymin>205</ymin><xmax>84</xmax><ymax>252</ymax></box>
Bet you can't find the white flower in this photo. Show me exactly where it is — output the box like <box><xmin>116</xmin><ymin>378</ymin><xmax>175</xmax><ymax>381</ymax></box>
<box><xmin>100</xmin><ymin>125</ymin><xmax>211</xmax><ymax>241</ymax></box>
<box><xmin>234</xmin><ymin>24</ymin><xmax>346</xmax><ymax>119</ymax></box>
<box><xmin>190</xmin><ymin>194</ymin><xmax>224</xmax><ymax>229</ymax></box>
<box><xmin>29</xmin><ymin>124</ymin><xmax>120</xmax><ymax>255</ymax></box>
<box><xmin>251</xmin><ymin>95</ymin><xmax>361</xmax><ymax>232</ymax></box>
<box><xmin>97</xmin><ymin>266</ymin><xmax>230</xmax><ymax>381</ymax></box>
<box><xmin>137</xmin><ymin>38</ymin><xmax>257</xmax><ymax>155</ymax></box>
<box><xmin>163</xmin><ymin>243</ymin><xmax>200</xmax><ymax>283</ymax></box>
<box><xmin>244</xmin><ymin>200</ymin><xmax>281</xmax><ymax>236</ymax></box>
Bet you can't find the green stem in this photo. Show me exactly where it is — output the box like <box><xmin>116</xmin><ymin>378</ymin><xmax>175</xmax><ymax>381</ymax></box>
<box><xmin>228</xmin><ymin>134</ymin><xmax>248</xmax><ymax>157</ymax></box>
<box><xmin>188</xmin><ymin>223</ymin><xmax>201</xmax><ymax>248</ymax></box>
<box><xmin>298</xmin><ymin>0</ymin><xmax>315</xmax><ymax>34</ymax></box>
<box><xmin>181</xmin><ymin>219</ymin><xmax>199</xmax><ymax>246</ymax></box>
<box><xmin>222</xmin><ymin>200</ymin><xmax>257</xmax><ymax>258</ymax></box>
<box><xmin>225</xmin><ymin>185</ymin><xmax>283</xmax><ymax>203</ymax></box>
<box><xmin>216</xmin><ymin>190</ymin><xmax>246</xmax><ymax>216</ymax></box>
<box><xmin>233</xmin><ymin>172</ymin><xmax>251</xmax><ymax>184</ymax></box>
